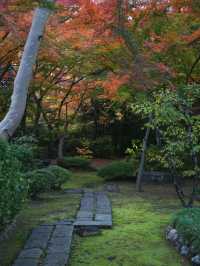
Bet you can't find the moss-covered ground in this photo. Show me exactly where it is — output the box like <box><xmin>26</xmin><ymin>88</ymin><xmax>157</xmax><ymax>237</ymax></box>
<box><xmin>0</xmin><ymin>171</ymin><xmax>190</xmax><ymax>266</ymax></box>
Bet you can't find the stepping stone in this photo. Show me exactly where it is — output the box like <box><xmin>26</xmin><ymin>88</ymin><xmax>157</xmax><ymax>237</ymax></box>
<box><xmin>13</xmin><ymin>258</ymin><xmax>39</xmax><ymax>266</ymax></box>
<box><xmin>44</xmin><ymin>224</ymin><xmax>74</xmax><ymax>265</ymax></box>
<box><xmin>18</xmin><ymin>248</ymin><xmax>43</xmax><ymax>259</ymax></box>
<box><xmin>44</xmin><ymin>252</ymin><xmax>70</xmax><ymax>266</ymax></box>
<box><xmin>24</xmin><ymin>226</ymin><xmax>53</xmax><ymax>250</ymax></box>
<box><xmin>51</xmin><ymin>225</ymin><xmax>73</xmax><ymax>239</ymax></box>
<box><xmin>74</xmin><ymin>220</ymin><xmax>112</xmax><ymax>228</ymax></box>
<box><xmin>77</xmin><ymin>211</ymin><xmax>93</xmax><ymax>219</ymax></box>
<box><xmin>53</xmin><ymin>219</ymin><xmax>74</xmax><ymax>226</ymax></box>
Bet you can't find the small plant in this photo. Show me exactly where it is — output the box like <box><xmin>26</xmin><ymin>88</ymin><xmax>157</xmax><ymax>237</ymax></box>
<box><xmin>97</xmin><ymin>160</ymin><xmax>135</xmax><ymax>180</ymax></box>
<box><xmin>173</xmin><ymin>208</ymin><xmax>200</xmax><ymax>254</ymax></box>
<box><xmin>57</xmin><ymin>156</ymin><xmax>91</xmax><ymax>169</ymax></box>
<box><xmin>47</xmin><ymin>165</ymin><xmax>71</xmax><ymax>190</ymax></box>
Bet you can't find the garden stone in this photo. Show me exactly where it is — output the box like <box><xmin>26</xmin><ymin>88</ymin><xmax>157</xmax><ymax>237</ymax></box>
<box><xmin>166</xmin><ymin>229</ymin><xmax>178</xmax><ymax>242</ymax></box>
<box><xmin>44</xmin><ymin>252</ymin><xmax>69</xmax><ymax>266</ymax></box>
<box><xmin>180</xmin><ymin>245</ymin><xmax>190</xmax><ymax>256</ymax></box>
<box><xmin>105</xmin><ymin>184</ymin><xmax>120</xmax><ymax>193</ymax></box>
<box><xmin>18</xmin><ymin>248</ymin><xmax>43</xmax><ymax>259</ymax></box>
<box><xmin>166</xmin><ymin>225</ymin><xmax>173</xmax><ymax>235</ymax></box>
<box><xmin>76</xmin><ymin>225</ymin><xmax>101</xmax><ymax>237</ymax></box>
<box><xmin>13</xmin><ymin>258</ymin><xmax>39</xmax><ymax>266</ymax></box>
<box><xmin>192</xmin><ymin>255</ymin><xmax>200</xmax><ymax>265</ymax></box>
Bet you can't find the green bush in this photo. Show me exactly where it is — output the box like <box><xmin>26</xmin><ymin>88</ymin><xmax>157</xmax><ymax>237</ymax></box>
<box><xmin>26</xmin><ymin>166</ymin><xmax>71</xmax><ymax>198</ymax></box>
<box><xmin>0</xmin><ymin>140</ymin><xmax>27</xmax><ymax>229</ymax></box>
<box><xmin>90</xmin><ymin>136</ymin><xmax>115</xmax><ymax>158</ymax></box>
<box><xmin>173</xmin><ymin>208</ymin><xmax>200</xmax><ymax>254</ymax></box>
<box><xmin>25</xmin><ymin>169</ymin><xmax>54</xmax><ymax>199</ymax></box>
<box><xmin>97</xmin><ymin>160</ymin><xmax>135</xmax><ymax>180</ymax></box>
<box><xmin>57</xmin><ymin>156</ymin><xmax>91</xmax><ymax>169</ymax></box>
<box><xmin>47</xmin><ymin>165</ymin><xmax>71</xmax><ymax>190</ymax></box>
<box><xmin>13</xmin><ymin>136</ymin><xmax>38</xmax><ymax>171</ymax></box>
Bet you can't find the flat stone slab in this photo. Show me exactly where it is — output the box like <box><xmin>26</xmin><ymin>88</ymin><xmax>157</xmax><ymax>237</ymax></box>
<box><xmin>13</xmin><ymin>221</ymin><xmax>74</xmax><ymax>266</ymax></box>
<box><xmin>75</xmin><ymin>191</ymin><xmax>112</xmax><ymax>230</ymax></box>
<box><xmin>74</xmin><ymin>220</ymin><xmax>112</xmax><ymax>228</ymax></box>
<box><xmin>18</xmin><ymin>248</ymin><xmax>43</xmax><ymax>259</ymax></box>
<box><xmin>95</xmin><ymin>214</ymin><xmax>112</xmax><ymax>222</ymax></box>
<box><xmin>44</xmin><ymin>252</ymin><xmax>69</xmax><ymax>266</ymax></box>
<box><xmin>13</xmin><ymin>258</ymin><xmax>39</xmax><ymax>266</ymax></box>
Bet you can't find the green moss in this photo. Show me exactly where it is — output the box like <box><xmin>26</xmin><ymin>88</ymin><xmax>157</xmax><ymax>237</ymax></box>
<box><xmin>0</xmin><ymin>171</ymin><xmax>190</xmax><ymax>266</ymax></box>
<box><xmin>69</xmin><ymin>183</ymin><xmax>189</xmax><ymax>266</ymax></box>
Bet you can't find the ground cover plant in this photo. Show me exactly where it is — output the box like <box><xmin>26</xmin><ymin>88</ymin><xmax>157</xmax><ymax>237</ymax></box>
<box><xmin>173</xmin><ymin>208</ymin><xmax>200</xmax><ymax>255</ymax></box>
<box><xmin>0</xmin><ymin>171</ymin><xmax>191</xmax><ymax>266</ymax></box>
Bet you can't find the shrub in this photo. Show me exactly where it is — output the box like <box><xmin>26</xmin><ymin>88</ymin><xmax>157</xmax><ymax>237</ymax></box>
<box><xmin>47</xmin><ymin>165</ymin><xmax>71</xmax><ymax>190</ymax></box>
<box><xmin>0</xmin><ymin>140</ymin><xmax>27</xmax><ymax>229</ymax></box>
<box><xmin>97</xmin><ymin>160</ymin><xmax>135</xmax><ymax>180</ymax></box>
<box><xmin>173</xmin><ymin>208</ymin><xmax>200</xmax><ymax>254</ymax></box>
<box><xmin>26</xmin><ymin>166</ymin><xmax>71</xmax><ymax>198</ymax></box>
<box><xmin>13</xmin><ymin>136</ymin><xmax>38</xmax><ymax>171</ymax></box>
<box><xmin>57</xmin><ymin>156</ymin><xmax>91</xmax><ymax>169</ymax></box>
<box><xmin>25</xmin><ymin>169</ymin><xmax>54</xmax><ymax>199</ymax></box>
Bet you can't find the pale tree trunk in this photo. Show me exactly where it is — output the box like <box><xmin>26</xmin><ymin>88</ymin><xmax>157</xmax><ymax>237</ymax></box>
<box><xmin>0</xmin><ymin>1</ymin><xmax>54</xmax><ymax>139</ymax></box>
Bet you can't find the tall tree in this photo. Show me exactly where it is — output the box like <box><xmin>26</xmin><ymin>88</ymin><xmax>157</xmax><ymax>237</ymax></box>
<box><xmin>0</xmin><ymin>0</ymin><xmax>55</xmax><ymax>139</ymax></box>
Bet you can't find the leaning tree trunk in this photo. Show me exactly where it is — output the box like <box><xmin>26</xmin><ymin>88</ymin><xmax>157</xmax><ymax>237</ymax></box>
<box><xmin>0</xmin><ymin>1</ymin><xmax>54</xmax><ymax>139</ymax></box>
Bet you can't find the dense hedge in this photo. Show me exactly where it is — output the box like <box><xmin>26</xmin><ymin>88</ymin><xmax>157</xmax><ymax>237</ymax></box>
<box><xmin>0</xmin><ymin>140</ymin><xmax>28</xmax><ymax>229</ymax></box>
<box><xmin>57</xmin><ymin>156</ymin><xmax>91</xmax><ymax>169</ymax></box>
<box><xmin>173</xmin><ymin>208</ymin><xmax>200</xmax><ymax>254</ymax></box>
<box><xmin>97</xmin><ymin>160</ymin><xmax>135</xmax><ymax>180</ymax></box>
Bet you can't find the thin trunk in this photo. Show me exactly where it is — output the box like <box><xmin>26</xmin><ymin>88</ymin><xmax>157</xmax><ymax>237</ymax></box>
<box><xmin>58</xmin><ymin>103</ymin><xmax>68</xmax><ymax>159</ymax></box>
<box><xmin>136</xmin><ymin>114</ymin><xmax>152</xmax><ymax>192</ymax></box>
<box><xmin>0</xmin><ymin>1</ymin><xmax>54</xmax><ymax>139</ymax></box>
<box><xmin>58</xmin><ymin>134</ymin><xmax>66</xmax><ymax>159</ymax></box>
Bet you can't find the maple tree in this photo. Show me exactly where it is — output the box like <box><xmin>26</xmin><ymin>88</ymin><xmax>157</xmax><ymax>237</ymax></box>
<box><xmin>0</xmin><ymin>0</ymin><xmax>199</xmax><ymax>150</ymax></box>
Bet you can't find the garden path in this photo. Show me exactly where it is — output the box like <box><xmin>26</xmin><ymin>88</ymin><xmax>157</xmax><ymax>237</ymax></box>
<box><xmin>12</xmin><ymin>190</ymin><xmax>112</xmax><ymax>266</ymax></box>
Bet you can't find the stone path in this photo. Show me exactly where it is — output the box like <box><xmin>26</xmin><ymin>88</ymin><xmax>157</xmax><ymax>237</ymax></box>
<box><xmin>75</xmin><ymin>191</ymin><xmax>112</xmax><ymax>228</ymax></box>
<box><xmin>12</xmin><ymin>190</ymin><xmax>112</xmax><ymax>266</ymax></box>
<box><xmin>13</xmin><ymin>221</ymin><xmax>74</xmax><ymax>266</ymax></box>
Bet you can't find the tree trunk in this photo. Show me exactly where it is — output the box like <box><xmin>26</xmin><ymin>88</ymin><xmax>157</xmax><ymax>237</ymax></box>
<box><xmin>136</xmin><ymin>114</ymin><xmax>152</xmax><ymax>192</ymax></box>
<box><xmin>0</xmin><ymin>1</ymin><xmax>54</xmax><ymax>139</ymax></box>
<box><xmin>58</xmin><ymin>103</ymin><xmax>68</xmax><ymax>159</ymax></box>
<box><xmin>58</xmin><ymin>134</ymin><xmax>65</xmax><ymax>159</ymax></box>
